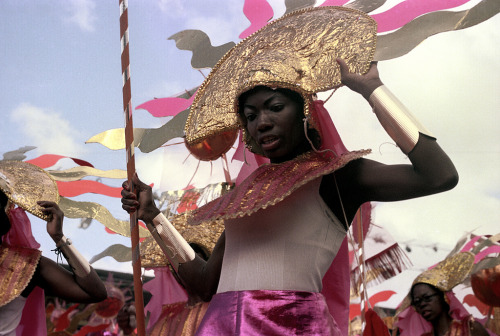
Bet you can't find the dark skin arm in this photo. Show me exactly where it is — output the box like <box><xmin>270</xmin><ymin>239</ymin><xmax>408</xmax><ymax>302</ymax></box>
<box><xmin>121</xmin><ymin>174</ymin><xmax>224</xmax><ymax>301</ymax></box>
<box><xmin>21</xmin><ymin>201</ymin><xmax>107</xmax><ymax>303</ymax></box>
<box><xmin>320</xmin><ymin>60</ymin><xmax>458</xmax><ymax>224</ymax></box>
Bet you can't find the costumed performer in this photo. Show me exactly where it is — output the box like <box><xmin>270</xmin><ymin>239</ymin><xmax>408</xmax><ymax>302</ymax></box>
<box><xmin>121</xmin><ymin>7</ymin><xmax>458</xmax><ymax>335</ymax></box>
<box><xmin>394</xmin><ymin>252</ymin><xmax>492</xmax><ymax>336</ymax></box>
<box><xmin>0</xmin><ymin>160</ymin><xmax>107</xmax><ymax>336</ymax></box>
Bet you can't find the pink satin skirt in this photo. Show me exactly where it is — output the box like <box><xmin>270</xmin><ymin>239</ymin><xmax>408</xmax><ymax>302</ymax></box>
<box><xmin>195</xmin><ymin>290</ymin><xmax>341</xmax><ymax>336</ymax></box>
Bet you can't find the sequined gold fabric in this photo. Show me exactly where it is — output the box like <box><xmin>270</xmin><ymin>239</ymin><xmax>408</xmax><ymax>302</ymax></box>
<box><xmin>150</xmin><ymin>301</ymin><xmax>210</xmax><ymax>336</ymax></box>
<box><xmin>187</xmin><ymin>150</ymin><xmax>369</xmax><ymax>226</ymax></box>
<box><xmin>0</xmin><ymin>160</ymin><xmax>59</xmax><ymax>221</ymax></box>
<box><xmin>48</xmin><ymin>167</ymin><xmax>127</xmax><ymax>182</ymax></box>
<box><xmin>0</xmin><ymin>245</ymin><xmax>41</xmax><ymax>307</ymax></box>
<box><xmin>185</xmin><ymin>7</ymin><xmax>377</xmax><ymax>149</ymax></box>
<box><xmin>413</xmin><ymin>252</ymin><xmax>474</xmax><ymax>292</ymax></box>
<box><xmin>141</xmin><ymin>214</ymin><xmax>224</xmax><ymax>268</ymax></box>
<box><xmin>58</xmin><ymin>197</ymin><xmax>150</xmax><ymax>238</ymax></box>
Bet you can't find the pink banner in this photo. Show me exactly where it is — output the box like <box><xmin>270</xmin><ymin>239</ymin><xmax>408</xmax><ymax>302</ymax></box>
<box><xmin>136</xmin><ymin>93</ymin><xmax>196</xmax><ymax>117</ymax></box>
<box><xmin>239</xmin><ymin>0</ymin><xmax>274</xmax><ymax>39</ymax></box>
<box><xmin>371</xmin><ymin>0</ymin><xmax>472</xmax><ymax>33</ymax></box>
<box><xmin>56</xmin><ymin>180</ymin><xmax>123</xmax><ymax>198</ymax></box>
<box><xmin>319</xmin><ymin>0</ymin><xmax>350</xmax><ymax>6</ymax></box>
<box><xmin>474</xmin><ymin>245</ymin><xmax>500</xmax><ymax>263</ymax></box>
<box><xmin>460</xmin><ymin>235</ymin><xmax>482</xmax><ymax>252</ymax></box>
<box><xmin>27</xmin><ymin>154</ymin><xmax>93</xmax><ymax>169</ymax></box>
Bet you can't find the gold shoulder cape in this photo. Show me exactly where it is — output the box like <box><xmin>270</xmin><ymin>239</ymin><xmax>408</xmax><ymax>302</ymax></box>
<box><xmin>0</xmin><ymin>244</ymin><xmax>41</xmax><ymax>307</ymax></box>
<box><xmin>187</xmin><ymin>150</ymin><xmax>370</xmax><ymax>226</ymax></box>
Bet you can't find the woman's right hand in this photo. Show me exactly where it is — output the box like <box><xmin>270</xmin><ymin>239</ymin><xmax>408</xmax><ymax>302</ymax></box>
<box><xmin>121</xmin><ymin>173</ymin><xmax>160</xmax><ymax>223</ymax></box>
<box><xmin>337</xmin><ymin>58</ymin><xmax>383</xmax><ymax>101</ymax></box>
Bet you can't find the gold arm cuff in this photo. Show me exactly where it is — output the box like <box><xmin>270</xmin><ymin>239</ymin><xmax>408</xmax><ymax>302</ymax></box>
<box><xmin>150</xmin><ymin>213</ymin><xmax>195</xmax><ymax>272</ymax></box>
<box><xmin>369</xmin><ymin>85</ymin><xmax>435</xmax><ymax>154</ymax></box>
<box><xmin>57</xmin><ymin>236</ymin><xmax>91</xmax><ymax>277</ymax></box>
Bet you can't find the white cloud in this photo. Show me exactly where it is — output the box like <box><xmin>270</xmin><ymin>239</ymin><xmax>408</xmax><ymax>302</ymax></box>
<box><xmin>157</xmin><ymin>0</ymin><xmax>185</xmax><ymax>14</ymax></box>
<box><xmin>63</xmin><ymin>0</ymin><xmax>97</xmax><ymax>32</ymax></box>
<box><xmin>10</xmin><ymin>103</ymin><xmax>87</xmax><ymax>157</ymax></box>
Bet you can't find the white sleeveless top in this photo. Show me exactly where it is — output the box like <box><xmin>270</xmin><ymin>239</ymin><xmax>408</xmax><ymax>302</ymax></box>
<box><xmin>0</xmin><ymin>296</ymin><xmax>26</xmax><ymax>336</ymax></box>
<box><xmin>217</xmin><ymin>177</ymin><xmax>346</xmax><ymax>293</ymax></box>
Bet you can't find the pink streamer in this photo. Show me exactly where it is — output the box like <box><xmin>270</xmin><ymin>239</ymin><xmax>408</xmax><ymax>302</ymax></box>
<box><xmin>239</xmin><ymin>0</ymin><xmax>274</xmax><ymax>39</ymax></box>
<box><xmin>319</xmin><ymin>0</ymin><xmax>350</xmax><ymax>6</ymax></box>
<box><xmin>460</xmin><ymin>235</ymin><xmax>482</xmax><ymax>252</ymax></box>
<box><xmin>372</xmin><ymin>0</ymin><xmax>473</xmax><ymax>33</ymax></box>
<box><xmin>56</xmin><ymin>180</ymin><xmax>123</xmax><ymax>198</ymax></box>
<box><xmin>136</xmin><ymin>93</ymin><xmax>196</xmax><ymax>118</ymax></box>
<box><xmin>474</xmin><ymin>245</ymin><xmax>500</xmax><ymax>264</ymax></box>
<box><xmin>27</xmin><ymin>154</ymin><xmax>93</xmax><ymax>169</ymax></box>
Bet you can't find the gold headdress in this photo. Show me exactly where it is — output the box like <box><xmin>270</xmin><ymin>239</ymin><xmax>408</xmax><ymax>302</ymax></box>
<box><xmin>412</xmin><ymin>252</ymin><xmax>474</xmax><ymax>292</ymax></box>
<box><xmin>396</xmin><ymin>252</ymin><xmax>475</xmax><ymax>314</ymax></box>
<box><xmin>184</xmin><ymin>6</ymin><xmax>377</xmax><ymax>161</ymax></box>
<box><xmin>0</xmin><ymin>160</ymin><xmax>60</xmax><ymax>221</ymax></box>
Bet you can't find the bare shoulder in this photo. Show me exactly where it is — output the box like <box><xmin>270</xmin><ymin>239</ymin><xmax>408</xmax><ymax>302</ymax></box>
<box><xmin>325</xmin><ymin>157</ymin><xmax>383</xmax><ymax>190</ymax></box>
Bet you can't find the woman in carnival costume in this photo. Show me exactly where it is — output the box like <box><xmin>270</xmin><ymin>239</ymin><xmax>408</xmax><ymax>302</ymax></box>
<box><xmin>0</xmin><ymin>160</ymin><xmax>107</xmax><ymax>336</ymax></box>
<box><xmin>394</xmin><ymin>252</ymin><xmax>491</xmax><ymax>336</ymax></box>
<box><xmin>121</xmin><ymin>7</ymin><xmax>458</xmax><ymax>335</ymax></box>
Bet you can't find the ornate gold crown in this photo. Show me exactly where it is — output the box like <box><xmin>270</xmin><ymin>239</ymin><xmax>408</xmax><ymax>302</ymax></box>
<box><xmin>0</xmin><ymin>160</ymin><xmax>60</xmax><ymax>221</ymax></box>
<box><xmin>184</xmin><ymin>6</ymin><xmax>377</xmax><ymax>160</ymax></box>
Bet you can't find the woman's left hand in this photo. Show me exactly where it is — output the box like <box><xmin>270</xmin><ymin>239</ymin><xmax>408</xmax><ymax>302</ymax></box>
<box><xmin>337</xmin><ymin>58</ymin><xmax>383</xmax><ymax>101</ymax></box>
<box><xmin>38</xmin><ymin>201</ymin><xmax>64</xmax><ymax>243</ymax></box>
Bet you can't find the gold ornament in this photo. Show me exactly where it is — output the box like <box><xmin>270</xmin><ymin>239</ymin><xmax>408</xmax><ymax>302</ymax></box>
<box><xmin>184</xmin><ymin>6</ymin><xmax>377</xmax><ymax>160</ymax></box>
<box><xmin>0</xmin><ymin>160</ymin><xmax>59</xmax><ymax>221</ymax></box>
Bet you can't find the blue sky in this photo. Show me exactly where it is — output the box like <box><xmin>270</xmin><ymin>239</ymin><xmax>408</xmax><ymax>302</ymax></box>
<box><xmin>1</xmin><ymin>0</ymin><xmax>499</xmax><ymax>308</ymax></box>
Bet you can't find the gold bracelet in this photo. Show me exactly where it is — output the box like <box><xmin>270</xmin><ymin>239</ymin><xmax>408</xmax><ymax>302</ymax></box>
<box><xmin>56</xmin><ymin>236</ymin><xmax>91</xmax><ymax>277</ymax></box>
<box><xmin>369</xmin><ymin>85</ymin><xmax>435</xmax><ymax>154</ymax></box>
<box><xmin>148</xmin><ymin>213</ymin><xmax>195</xmax><ymax>272</ymax></box>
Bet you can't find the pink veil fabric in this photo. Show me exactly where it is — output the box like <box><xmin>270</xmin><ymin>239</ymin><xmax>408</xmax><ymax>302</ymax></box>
<box><xmin>231</xmin><ymin>99</ymin><xmax>352</xmax><ymax>335</ymax></box>
<box><xmin>3</xmin><ymin>207</ymin><xmax>47</xmax><ymax>336</ymax></box>
<box><xmin>395</xmin><ymin>291</ymin><xmax>493</xmax><ymax>336</ymax></box>
<box><xmin>143</xmin><ymin>267</ymin><xmax>188</xmax><ymax>331</ymax></box>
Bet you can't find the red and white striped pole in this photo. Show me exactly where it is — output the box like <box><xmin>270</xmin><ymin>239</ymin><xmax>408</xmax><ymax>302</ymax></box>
<box><xmin>355</xmin><ymin>210</ymin><xmax>370</xmax><ymax>331</ymax></box>
<box><xmin>119</xmin><ymin>1</ymin><xmax>146</xmax><ymax>334</ymax></box>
